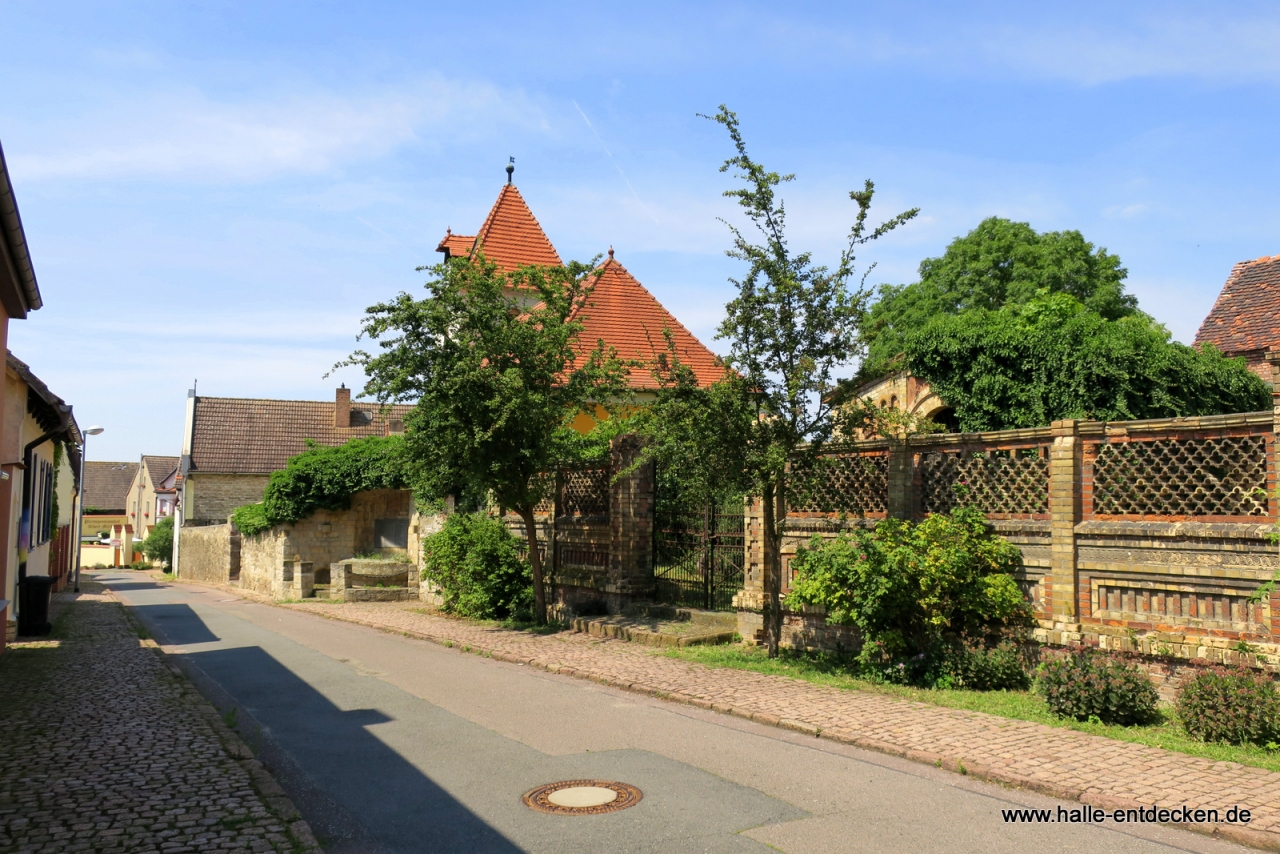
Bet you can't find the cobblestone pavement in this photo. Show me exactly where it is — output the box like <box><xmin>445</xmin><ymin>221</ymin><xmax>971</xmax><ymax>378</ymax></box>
<box><xmin>285</xmin><ymin>598</ymin><xmax>1280</xmax><ymax>851</ymax></box>
<box><xmin>0</xmin><ymin>584</ymin><xmax>321</xmax><ymax>854</ymax></box>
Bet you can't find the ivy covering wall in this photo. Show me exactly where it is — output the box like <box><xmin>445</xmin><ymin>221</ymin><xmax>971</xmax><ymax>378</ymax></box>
<box><xmin>232</xmin><ymin>436</ymin><xmax>408</xmax><ymax>536</ymax></box>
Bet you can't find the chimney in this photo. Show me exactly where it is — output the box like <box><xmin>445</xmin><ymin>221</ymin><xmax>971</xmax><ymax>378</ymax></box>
<box><xmin>335</xmin><ymin>385</ymin><xmax>351</xmax><ymax>428</ymax></box>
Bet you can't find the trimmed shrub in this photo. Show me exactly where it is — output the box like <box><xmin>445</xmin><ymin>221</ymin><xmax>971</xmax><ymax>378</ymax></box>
<box><xmin>422</xmin><ymin>513</ymin><xmax>532</xmax><ymax>621</ymax></box>
<box><xmin>785</xmin><ymin>506</ymin><xmax>1032</xmax><ymax>685</ymax></box>
<box><xmin>1037</xmin><ymin>651</ymin><xmax>1159</xmax><ymax>726</ymax></box>
<box><xmin>944</xmin><ymin>641</ymin><xmax>1031</xmax><ymax>691</ymax></box>
<box><xmin>1177</xmin><ymin>668</ymin><xmax>1280</xmax><ymax>745</ymax></box>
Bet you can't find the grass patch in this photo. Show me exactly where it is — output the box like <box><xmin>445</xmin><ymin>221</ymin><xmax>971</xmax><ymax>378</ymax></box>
<box><xmin>407</xmin><ymin>607</ymin><xmax>568</xmax><ymax>635</ymax></box>
<box><xmin>666</xmin><ymin>644</ymin><xmax>1280</xmax><ymax>773</ymax></box>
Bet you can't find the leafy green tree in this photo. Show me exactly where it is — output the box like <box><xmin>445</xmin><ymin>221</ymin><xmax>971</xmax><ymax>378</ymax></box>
<box><xmin>903</xmin><ymin>292</ymin><xmax>1270</xmax><ymax>431</ymax></box>
<box><xmin>643</xmin><ymin>106</ymin><xmax>916</xmax><ymax>658</ymax></box>
<box><xmin>141</xmin><ymin>516</ymin><xmax>174</xmax><ymax>567</ymax></box>
<box><xmin>859</xmin><ymin>217</ymin><xmax>1138</xmax><ymax>381</ymax></box>
<box><xmin>341</xmin><ymin>252</ymin><xmax>630</xmax><ymax>624</ymax></box>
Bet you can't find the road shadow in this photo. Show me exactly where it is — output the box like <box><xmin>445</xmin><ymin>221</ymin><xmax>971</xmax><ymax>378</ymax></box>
<box><xmin>132</xmin><ymin>603</ymin><xmax>221</xmax><ymax>645</ymax></box>
<box><xmin>186</xmin><ymin>645</ymin><xmax>522</xmax><ymax>853</ymax></box>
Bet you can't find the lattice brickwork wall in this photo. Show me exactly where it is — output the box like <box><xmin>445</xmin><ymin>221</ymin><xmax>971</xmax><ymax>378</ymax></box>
<box><xmin>559</xmin><ymin>467</ymin><xmax>611</xmax><ymax>517</ymax></box>
<box><xmin>789</xmin><ymin>452</ymin><xmax>889</xmax><ymax>517</ymax></box>
<box><xmin>919</xmin><ymin>446</ymin><xmax>1050</xmax><ymax>518</ymax></box>
<box><xmin>1089</xmin><ymin>435</ymin><xmax>1270</xmax><ymax>519</ymax></box>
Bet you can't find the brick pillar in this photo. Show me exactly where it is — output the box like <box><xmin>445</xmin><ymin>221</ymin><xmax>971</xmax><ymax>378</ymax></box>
<box><xmin>1264</xmin><ymin>351</ymin><xmax>1280</xmax><ymax>637</ymax></box>
<box><xmin>1048</xmin><ymin>419</ymin><xmax>1082</xmax><ymax>631</ymax></box>
<box><xmin>608</xmin><ymin>435</ymin><xmax>655</xmax><ymax>603</ymax></box>
<box><xmin>886</xmin><ymin>441</ymin><xmax>915</xmax><ymax>520</ymax></box>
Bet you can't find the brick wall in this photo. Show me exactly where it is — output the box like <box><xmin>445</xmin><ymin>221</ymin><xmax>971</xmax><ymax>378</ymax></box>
<box><xmin>736</xmin><ymin>410</ymin><xmax>1280</xmax><ymax>671</ymax></box>
<box><xmin>185</xmin><ymin>474</ymin><xmax>270</xmax><ymax>526</ymax></box>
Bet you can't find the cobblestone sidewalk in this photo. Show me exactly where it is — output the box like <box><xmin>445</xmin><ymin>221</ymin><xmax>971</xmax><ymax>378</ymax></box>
<box><xmin>0</xmin><ymin>584</ymin><xmax>321</xmax><ymax>854</ymax></box>
<box><xmin>286</xmin><ymin>598</ymin><xmax>1280</xmax><ymax>852</ymax></box>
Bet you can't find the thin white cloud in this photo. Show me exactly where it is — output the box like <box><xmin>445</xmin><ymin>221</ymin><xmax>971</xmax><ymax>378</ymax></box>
<box><xmin>976</xmin><ymin>14</ymin><xmax>1280</xmax><ymax>85</ymax></box>
<box><xmin>10</xmin><ymin>76</ymin><xmax>547</xmax><ymax>183</ymax></box>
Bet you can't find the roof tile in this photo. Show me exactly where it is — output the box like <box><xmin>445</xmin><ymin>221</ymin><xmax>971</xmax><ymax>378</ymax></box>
<box><xmin>1194</xmin><ymin>255</ymin><xmax>1280</xmax><ymax>356</ymax></box>
<box><xmin>83</xmin><ymin>461</ymin><xmax>138</xmax><ymax>511</ymax></box>
<box><xmin>471</xmin><ymin>185</ymin><xmax>562</xmax><ymax>271</ymax></box>
<box><xmin>190</xmin><ymin>397</ymin><xmax>414</xmax><ymax>475</ymax></box>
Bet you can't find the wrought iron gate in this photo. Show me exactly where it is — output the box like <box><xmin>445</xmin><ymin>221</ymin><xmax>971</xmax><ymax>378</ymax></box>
<box><xmin>653</xmin><ymin>502</ymin><xmax>744</xmax><ymax>611</ymax></box>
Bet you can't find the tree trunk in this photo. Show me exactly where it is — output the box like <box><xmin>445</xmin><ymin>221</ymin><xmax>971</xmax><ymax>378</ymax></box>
<box><xmin>518</xmin><ymin>505</ymin><xmax>548</xmax><ymax>625</ymax></box>
<box><xmin>762</xmin><ymin>481</ymin><xmax>784</xmax><ymax>659</ymax></box>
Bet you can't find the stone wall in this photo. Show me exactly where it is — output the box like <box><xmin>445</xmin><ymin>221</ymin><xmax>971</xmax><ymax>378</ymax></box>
<box><xmin>185</xmin><ymin>474</ymin><xmax>270</xmax><ymax>527</ymax></box>
<box><xmin>177</xmin><ymin>524</ymin><xmax>234</xmax><ymax>585</ymax></box>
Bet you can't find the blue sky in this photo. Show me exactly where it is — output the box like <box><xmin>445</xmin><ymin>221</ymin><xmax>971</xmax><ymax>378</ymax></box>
<box><xmin>4</xmin><ymin>1</ymin><xmax>1280</xmax><ymax>461</ymax></box>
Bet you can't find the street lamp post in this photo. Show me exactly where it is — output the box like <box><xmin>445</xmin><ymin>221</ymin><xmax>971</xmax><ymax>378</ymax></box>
<box><xmin>73</xmin><ymin>426</ymin><xmax>104</xmax><ymax>593</ymax></box>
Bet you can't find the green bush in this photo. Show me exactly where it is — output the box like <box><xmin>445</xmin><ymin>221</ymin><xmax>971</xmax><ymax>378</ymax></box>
<box><xmin>1037</xmin><ymin>651</ymin><xmax>1159</xmax><ymax>725</ymax></box>
<box><xmin>231</xmin><ymin>503</ymin><xmax>271</xmax><ymax>536</ymax></box>
<box><xmin>140</xmin><ymin>517</ymin><xmax>174</xmax><ymax>566</ymax></box>
<box><xmin>232</xmin><ymin>436</ymin><xmax>407</xmax><ymax>535</ymax></box>
<box><xmin>1177</xmin><ymin>668</ymin><xmax>1280</xmax><ymax>745</ymax></box>
<box><xmin>422</xmin><ymin>513</ymin><xmax>532</xmax><ymax>621</ymax></box>
<box><xmin>785</xmin><ymin>506</ymin><xmax>1031</xmax><ymax>685</ymax></box>
<box><xmin>943</xmin><ymin>641</ymin><xmax>1031</xmax><ymax>691</ymax></box>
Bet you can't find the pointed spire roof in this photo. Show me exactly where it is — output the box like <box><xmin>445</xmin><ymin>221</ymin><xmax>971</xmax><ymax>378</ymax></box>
<box><xmin>574</xmin><ymin>255</ymin><xmax>725</xmax><ymax>389</ymax></box>
<box><xmin>467</xmin><ymin>184</ymin><xmax>562</xmax><ymax>271</ymax></box>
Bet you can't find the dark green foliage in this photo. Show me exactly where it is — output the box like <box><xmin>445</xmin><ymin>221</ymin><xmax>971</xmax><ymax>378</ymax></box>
<box><xmin>944</xmin><ymin>641</ymin><xmax>1031</xmax><ymax>691</ymax></box>
<box><xmin>50</xmin><ymin>442</ymin><xmax>62</xmax><ymax>541</ymax></box>
<box><xmin>680</xmin><ymin>105</ymin><xmax>916</xmax><ymax>657</ymax></box>
<box><xmin>1037</xmin><ymin>651</ymin><xmax>1159</xmax><ymax>726</ymax></box>
<box><xmin>785</xmin><ymin>506</ymin><xmax>1031</xmax><ymax>684</ymax></box>
<box><xmin>422</xmin><ymin>513</ymin><xmax>533</xmax><ymax>620</ymax></box>
<box><xmin>141</xmin><ymin>516</ymin><xmax>174</xmax><ymax>566</ymax></box>
<box><xmin>341</xmin><ymin>251</ymin><xmax>631</xmax><ymax>623</ymax></box>
<box><xmin>1177</xmin><ymin>668</ymin><xmax>1280</xmax><ymax>745</ymax></box>
<box><xmin>232</xmin><ymin>437</ymin><xmax>407</xmax><ymax>537</ymax></box>
<box><xmin>262</xmin><ymin>435</ymin><xmax>407</xmax><ymax>523</ymax></box>
<box><xmin>903</xmin><ymin>295</ymin><xmax>1270</xmax><ymax>432</ymax></box>
<box><xmin>860</xmin><ymin>217</ymin><xmax>1137</xmax><ymax>380</ymax></box>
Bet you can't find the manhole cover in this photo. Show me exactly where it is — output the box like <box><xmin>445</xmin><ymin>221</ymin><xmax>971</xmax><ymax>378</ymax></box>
<box><xmin>522</xmin><ymin>780</ymin><xmax>643</xmax><ymax>815</ymax></box>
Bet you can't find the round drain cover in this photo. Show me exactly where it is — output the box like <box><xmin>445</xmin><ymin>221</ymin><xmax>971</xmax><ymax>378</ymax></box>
<box><xmin>522</xmin><ymin>780</ymin><xmax>642</xmax><ymax>815</ymax></box>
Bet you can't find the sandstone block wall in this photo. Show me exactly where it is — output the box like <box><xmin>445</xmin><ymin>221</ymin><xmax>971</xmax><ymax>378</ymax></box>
<box><xmin>178</xmin><ymin>524</ymin><xmax>234</xmax><ymax>585</ymax></box>
<box><xmin>185</xmin><ymin>474</ymin><xmax>270</xmax><ymax>527</ymax></box>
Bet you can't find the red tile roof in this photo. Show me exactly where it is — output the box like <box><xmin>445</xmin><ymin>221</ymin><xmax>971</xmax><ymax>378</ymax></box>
<box><xmin>470</xmin><ymin>184</ymin><xmax>562</xmax><ymax>271</ymax></box>
<box><xmin>190</xmin><ymin>396</ymin><xmax>414</xmax><ymax>475</ymax></box>
<box><xmin>574</xmin><ymin>254</ymin><xmax>725</xmax><ymax>389</ymax></box>
<box><xmin>435</xmin><ymin>229</ymin><xmax>476</xmax><ymax>259</ymax></box>
<box><xmin>1195</xmin><ymin>255</ymin><xmax>1280</xmax><ymax>358</ymax></box>
<box><xmin>434</xmin><ymin>182</ymin><xmax>723</xmax><ymax>389</ymax></box>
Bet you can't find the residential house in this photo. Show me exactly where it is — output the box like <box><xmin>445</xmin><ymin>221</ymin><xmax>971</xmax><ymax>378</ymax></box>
<box><xmin>1</xmin><ymin>141</ymin><xmax>84</xmax><ymax>644</ymax></box>
<box><xmin>435</xmin><ymin>173</ymin><xmax>723</xmax><ymax>423</ymax></box>
<box><xmin>176</xmin><ymin>387</ymin><xmax>413</xmax><ymax>530</ymax></box>
<box><xmin>2</xmin><ymin>353</ymin><xmax>81</xmax><ymax>635</ymax></box>
<box><xmin>1194</xmin><ymin>254</ymin><xmax>1280</xmax><ymax>382</ymax></box>
<box><xmin>80</xmin><ymin>460</ymin><xmax>137</xmax><ymax>567</ymax></box>
<box><xmin>126</xmin><ymin>455</ymin><xmax>179</xmax><ymax>541</ymax></box>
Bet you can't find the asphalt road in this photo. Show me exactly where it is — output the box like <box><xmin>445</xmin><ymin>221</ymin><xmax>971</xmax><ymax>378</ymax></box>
<box><xmin>94</xmin><ymin>571</ymin><xmax>1251</xmax><ymax>854</ymax></box>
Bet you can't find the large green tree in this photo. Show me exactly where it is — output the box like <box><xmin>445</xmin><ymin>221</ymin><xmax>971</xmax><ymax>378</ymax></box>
<box><xmin>342</xmin><ymin>252</ymin><xmax>630</xmax><ymax>624</ymax></box>
<box><xmin>859</xmin><ymin>217</ymin><xmax>1139</xmax><ymax>381</ymax></box>
<box><xmin>904</xmin><ymin>292</ymin><xmax>1270</xmax><ymax>431</ymax></box>
<box><xmin>643</xmin><ymin>106</ymin><xmax>916</xmax><ymax>657</ymax></box>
